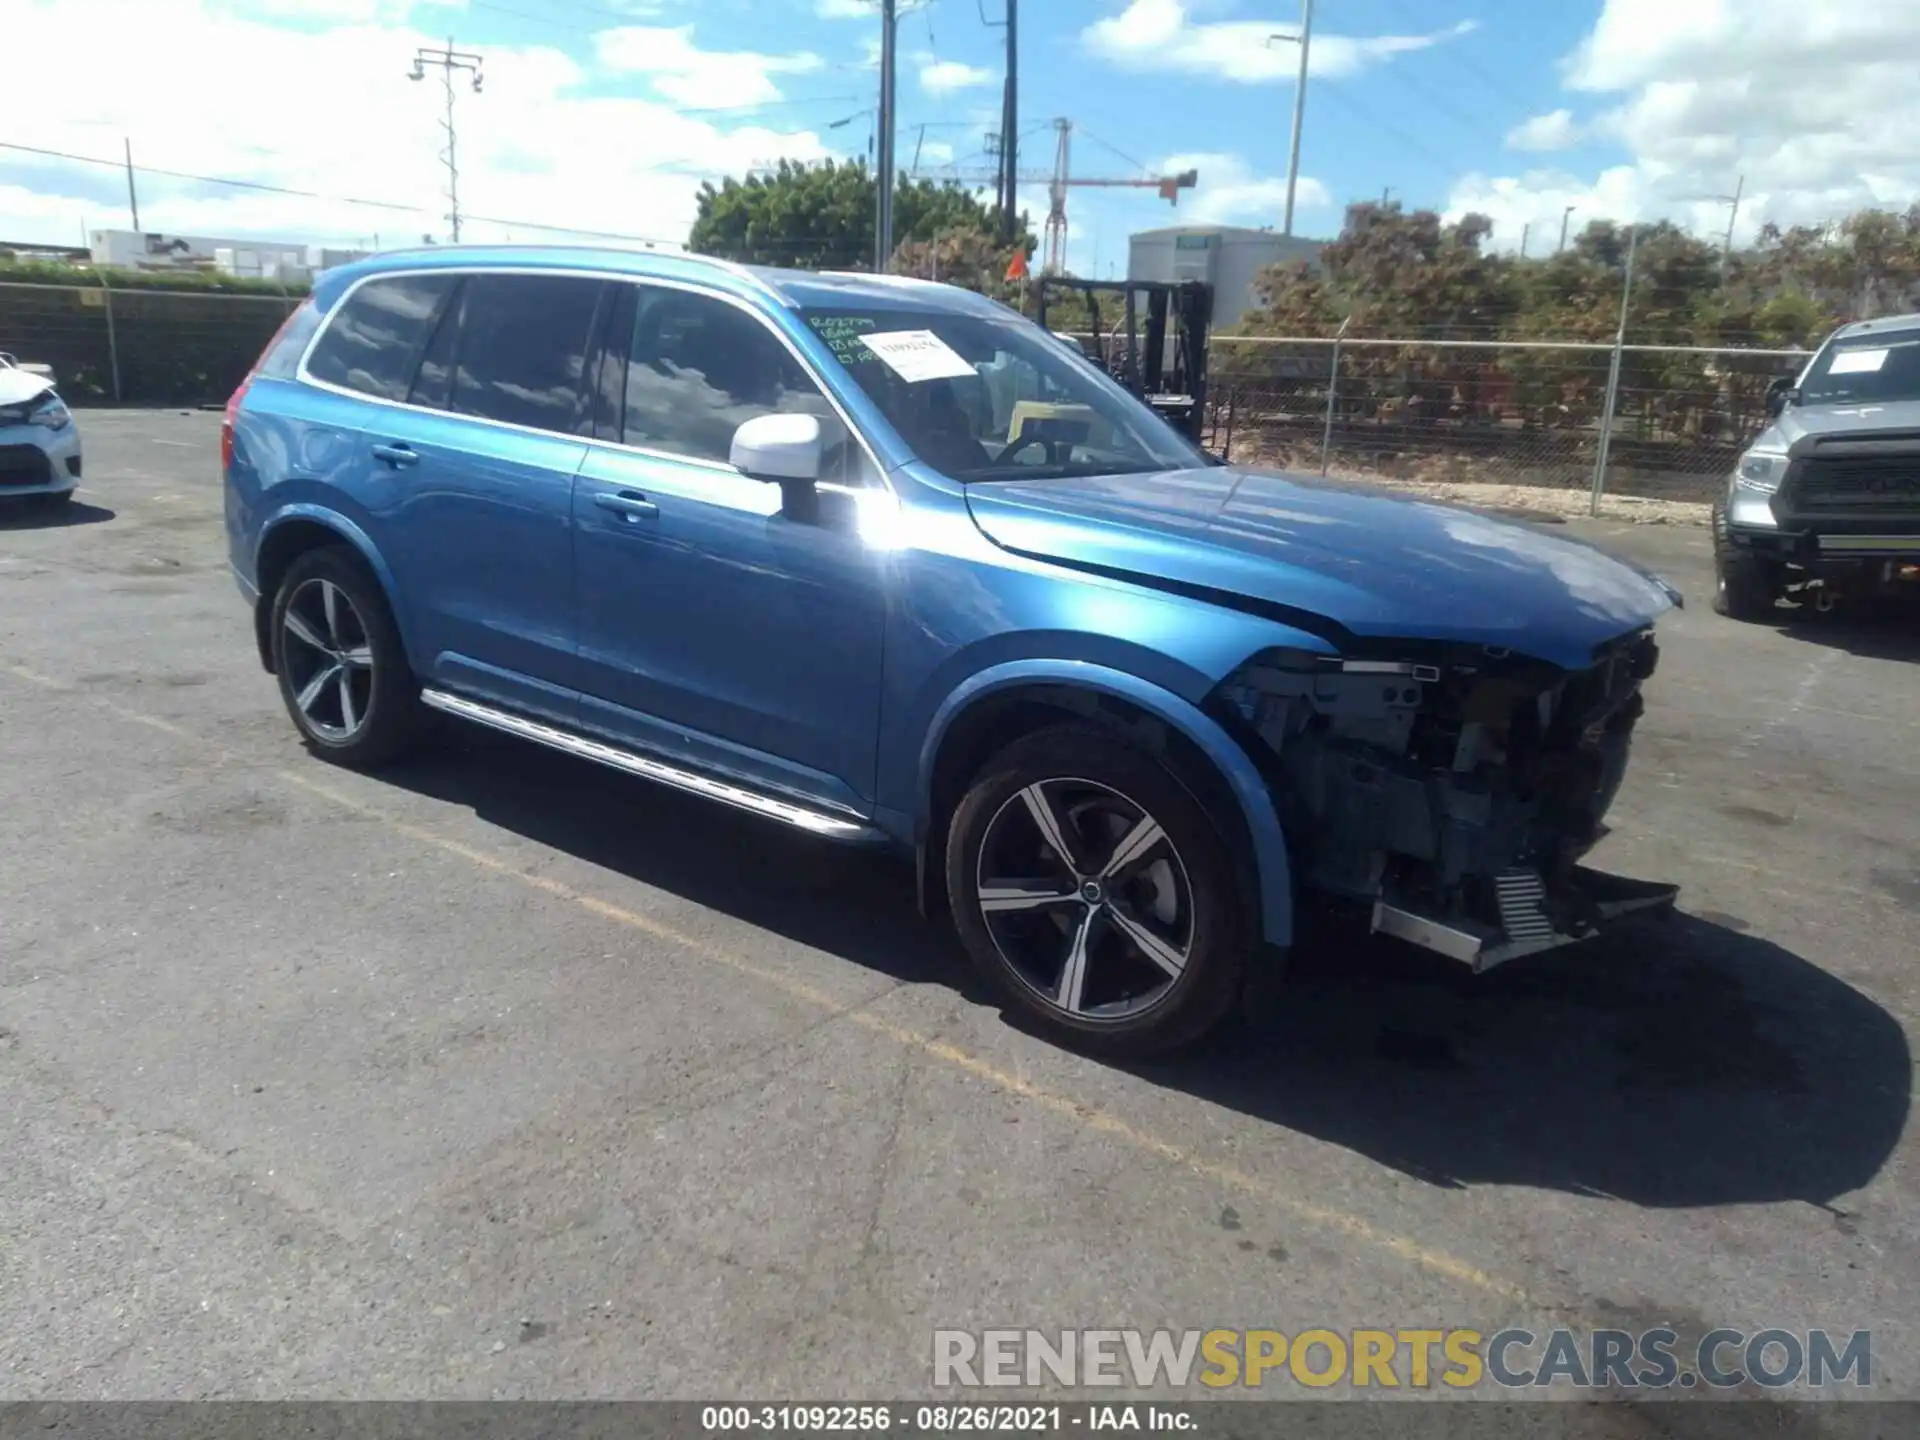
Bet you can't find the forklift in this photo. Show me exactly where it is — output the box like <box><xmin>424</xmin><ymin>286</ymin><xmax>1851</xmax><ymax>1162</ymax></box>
<box><xmin>1035</xmin><ymin>276</ymin><xmax>1217</xmax><ymax>452</ymax></box>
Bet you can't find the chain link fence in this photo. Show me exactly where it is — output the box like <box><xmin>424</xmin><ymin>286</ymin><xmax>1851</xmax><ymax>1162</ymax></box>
<box><xmin>0</xmin><ymin>280</ymin><xmax>302</xmax><ymax>407</ymax></box>
<box><xmin>1205</xmin><ymin>335</ymin><xmax>1810</xmax><ymax>506</ymax></box>
<box><xmin>2</xmin><ymin>275</ymin><xmax>1812</xmax><ymax>508</ymax></box>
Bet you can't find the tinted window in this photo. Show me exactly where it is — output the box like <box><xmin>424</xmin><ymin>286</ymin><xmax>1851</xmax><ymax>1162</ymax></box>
<box><xmin>305</xmin><ymin>274</ymin><xmax>455</xmax><ymax>401</ymax></box>
<box><xmin>451</xmin><ymin>274</ymin><xmax>603</xmax><ymax>433</ymax></box>
<box><xmin>624</xmin><ymin>288</ymin><xmax>827</xmax><ymax>463</ymax></box>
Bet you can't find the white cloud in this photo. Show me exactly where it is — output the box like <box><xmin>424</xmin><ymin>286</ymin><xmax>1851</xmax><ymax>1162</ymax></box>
<box><xmin>594</xmin><ymin>26</ymin><xmax>823</xmax><ymax>109</ymax></box>
<box><xmin>1159</xmin><ymin>152</ymin><xmax>1331</xmax><ymax>225</ymax></box>
<box><xmin>1506</xmin><ymin>109</ymin><xmax>1579</xmax><ymax>152</ymax></box>
<box><xmin>1453</xmin><ymin>0</ymin><xmax>1920</xmax><ymax>250</ymax></box>
<box><xmin>0</xmin><ymin>0</ymin><xmax>833</xmax><ymax>250</ymax></box>
<box><xmin>918</xmin><ymin>59</ymin><xmax>995</xmax><ymax>95</ymax></box>
<box><xmin>1083</xmin><ymin>0</ymin><xmax>1477</xmax><ymax>83</ymax></box>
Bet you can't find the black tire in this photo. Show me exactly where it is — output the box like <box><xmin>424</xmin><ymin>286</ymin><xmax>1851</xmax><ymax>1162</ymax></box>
<box><xmin>946</xmin><ymin>724</ymin><xmax>1252</xmax><ymax>1057</ymax></box>
<box><xmin>269</xmin><ymin>545</ymin><xmax>422</xmax><ymax>769</ymax></box>
<box><xmin>1711</xmin><ymin>504</ymin><xmax>1777</xmax><ymax>621</ymax></box>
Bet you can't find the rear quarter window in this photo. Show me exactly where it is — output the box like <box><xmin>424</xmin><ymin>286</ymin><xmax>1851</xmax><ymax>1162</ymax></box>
<box><xmin>255</xmin><ymin>300</ymin><xmax>323</xmax><ymax>381</ymax></box>
<box><xmin>303</xmin><ymin>273</ymin><xmax>458</xmax><ymax>402</ymax></box>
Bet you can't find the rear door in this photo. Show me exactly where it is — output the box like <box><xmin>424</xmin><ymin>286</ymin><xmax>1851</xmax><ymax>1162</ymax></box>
<box><xmin>319</xmin><ymin>271</ymin><xmax>605</xmax><ymax>721</ymax></box>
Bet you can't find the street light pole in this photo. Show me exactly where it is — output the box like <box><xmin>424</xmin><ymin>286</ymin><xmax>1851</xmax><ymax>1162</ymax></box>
<box><xmin>409</xmin><ymin>37</ymin><xmax>484</xmax><ymax>243</ymax></box>
<box><xmin>1266</xmin><ymin>0</ymin><xmax>1314</xmax><ymax>238</ymax></box>
<box><xmin>1558</xmin><ymin>204</ymin><xmax>1575</xmax><ymax>254</ymax></box>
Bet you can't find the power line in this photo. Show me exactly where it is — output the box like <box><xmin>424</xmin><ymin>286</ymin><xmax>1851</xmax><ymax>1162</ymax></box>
<box><xmin>1311</xmin><ymin>82</ymin><xmax>1457</xmax><ymax>198</ymax></box>
<box><xmin>0</xmin><ymin>140</ymin><xmax>682</xmax><ymax>246</ymax></box>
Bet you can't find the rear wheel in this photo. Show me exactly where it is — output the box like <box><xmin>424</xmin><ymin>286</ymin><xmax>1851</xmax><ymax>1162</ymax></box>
<box><xmin>946</xmin><ymin>725</ymin><xmax>1250</xmax><ymax>1057</ymax></box>
<box><xmin>269</xmin><ymin>546</ymin><xmax>422</xmax><ymax>769</ymax></box>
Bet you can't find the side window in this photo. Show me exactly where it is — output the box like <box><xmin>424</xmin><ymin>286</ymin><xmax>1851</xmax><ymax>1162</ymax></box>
<box><xmin>407</xmin><ymin>279</ymin><xmax>465</xmax><ymax>410</ymax></box>
<box><xmin>623</xmin><ymin>289</ymin><xmax>830</xmax><ymax>465</ymax></box>
<box><xmin>450</xmin><ymin>274</ymin><xmax>604</xmax><ymax>434</ymax></box>
<box><xmin>304</xmin><ymin>274</ymin><xmax>456</xmax><ymax>401</ymax></box>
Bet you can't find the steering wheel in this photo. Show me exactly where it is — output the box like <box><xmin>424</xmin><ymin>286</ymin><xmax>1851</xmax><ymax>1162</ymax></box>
<box><xmin>992</xmin><ymin>431</ymin><xmax>1062</xmax><ymax>467</ymax></box>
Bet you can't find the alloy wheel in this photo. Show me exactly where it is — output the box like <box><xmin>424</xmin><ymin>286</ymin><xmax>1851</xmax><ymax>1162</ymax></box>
<box><xmin>281</xmin><ymin>577</ymin><xmax>375</xmax><ymax>742</ymax></box>
<box><xmin>974</xmin><ymin>777</ymin><xmax>1194</xmax><ymax>1021</ymax></box>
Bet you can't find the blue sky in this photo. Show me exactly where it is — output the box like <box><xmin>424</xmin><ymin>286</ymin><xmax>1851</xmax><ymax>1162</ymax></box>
<box><xmin>3</xmin><ymin>0</ymin><xmax>1915</xmax><ymax>272</ymax></box>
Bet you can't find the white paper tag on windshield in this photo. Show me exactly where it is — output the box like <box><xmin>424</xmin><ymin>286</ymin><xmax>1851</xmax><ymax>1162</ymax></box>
<box><xmin>857</xmin><ymin>329</ymin><xmax>977</xmax><ymax>383</ymax></box>
<box><xmin>1829</xmin><ymin>348</ymin><xmax>1888</xmax><ymax>374</ymax></box>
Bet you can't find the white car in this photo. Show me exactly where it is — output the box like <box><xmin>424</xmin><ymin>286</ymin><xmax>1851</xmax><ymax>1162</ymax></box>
<box><xmin>0</xmin><ymin>353</ymin><xmax>82</xmax><ymax>509</ymax></box>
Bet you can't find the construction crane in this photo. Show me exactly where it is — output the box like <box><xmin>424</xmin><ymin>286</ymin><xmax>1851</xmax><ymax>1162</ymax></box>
<box><xmin>910</xmin><ymin>117</ymin><xmax>1196</xmax><ymax>275</ymax></box>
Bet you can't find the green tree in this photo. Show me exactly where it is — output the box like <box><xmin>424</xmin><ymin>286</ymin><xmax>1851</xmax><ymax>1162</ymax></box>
<box><xmin>688</xmin><ymin>159</ymin><xmax>1031</xmax><ymax>271</ymax></box>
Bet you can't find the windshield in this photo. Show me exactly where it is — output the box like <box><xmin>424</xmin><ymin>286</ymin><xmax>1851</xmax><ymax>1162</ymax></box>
<box><xmin>1797</xmin><ymin>328</ymin><xmax>1920</xmax><ymax>406</ymax></box>
<box><xmin>800</xmin><ymin>304</ymin><xmax>1206</xmax><ymax>482</ymax></box>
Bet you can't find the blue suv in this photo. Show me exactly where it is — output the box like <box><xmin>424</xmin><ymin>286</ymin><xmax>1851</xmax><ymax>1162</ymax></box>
<box><xmin>225</xmin><ymin>247</ymin><xmax>1680</xmax><ymax>1055</ymax></box>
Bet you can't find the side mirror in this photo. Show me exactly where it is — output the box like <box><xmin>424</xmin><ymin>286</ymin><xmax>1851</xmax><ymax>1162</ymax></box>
<box><xmin>731</xmin><ymin>412</ymin><xmax>825</xmax><ymax>522</ymax></box>
<box><xmin>1764</xmin><ymin>376</ymin><xmax>1796</xmax><ymax>418</ymax></box>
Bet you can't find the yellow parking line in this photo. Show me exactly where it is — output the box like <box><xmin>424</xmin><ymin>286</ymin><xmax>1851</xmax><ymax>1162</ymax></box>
<box><xmin>3</xmin><ymin>661</ymin><xmax>1529</xmax><ymax>1305</ymax></box>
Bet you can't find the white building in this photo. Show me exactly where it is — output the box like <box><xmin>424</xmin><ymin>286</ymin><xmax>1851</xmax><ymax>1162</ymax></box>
<box><xmin>88</xmin><ymin>229</ymin><xmax>371</xmax><ymax>282</ymax></box>
<box><xmin>1127</xmin><ymin>224</ymin><xmax>1324</xmax><ymax>328</ymax></box>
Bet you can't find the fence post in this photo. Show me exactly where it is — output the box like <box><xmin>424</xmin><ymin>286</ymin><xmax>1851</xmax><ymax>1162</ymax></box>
<box><xmin>1588</xmin><ymin>225</ymin><xmax>1639</xmax><ymax>516</ymax></box>
<box><xmin>1320</xmin><ymin>316</ymin><xmax>1348</xmax><ymax>476</ymax></box>
<box><xmin>98</xmin><ymin>273</ymin><xmax>123</xmax><ymax>404</ymax></box>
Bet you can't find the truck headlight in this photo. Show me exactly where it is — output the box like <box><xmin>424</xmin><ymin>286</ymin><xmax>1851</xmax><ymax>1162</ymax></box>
<box><xmin>27</xmin><ymin>396</ymin><xmax>72</xmax><ymax>431</ymax></box>
<box><xmin>1733</xmin><ymin>449</ymin><xmax>1786</xmax><ymax>494</ymax></box>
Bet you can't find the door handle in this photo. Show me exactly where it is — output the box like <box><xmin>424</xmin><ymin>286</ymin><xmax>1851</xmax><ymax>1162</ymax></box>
<box><xmin>593</xmin><ymin>490</ymin><xmax>660</xmax><ymax>521</ymax></box>
<box><xmin>370</xmin><ymin>442</ymin><xmax>419</xmax><ymax>468</ymax></box>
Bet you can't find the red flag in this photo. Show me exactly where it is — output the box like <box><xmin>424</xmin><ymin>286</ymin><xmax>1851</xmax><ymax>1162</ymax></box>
<box><xmin>1004</xmin><ymin>249</ymin><xmax>1029</xmax><ymax>281</ymax></box>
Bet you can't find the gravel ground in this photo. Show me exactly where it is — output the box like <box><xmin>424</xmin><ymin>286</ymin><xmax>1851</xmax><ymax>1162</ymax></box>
<box><xmin>0</xmin><ymin>411</ymin><xmax>1914</xmax><ymax>1407</ymax></box>
<box><xmin>1328</xmin><ymin>476</ymin><xmax>1715</xmax><ymax>527</ymax></box>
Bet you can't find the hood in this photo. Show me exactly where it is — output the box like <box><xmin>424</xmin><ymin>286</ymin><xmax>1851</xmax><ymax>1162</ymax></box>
<box><xmin>1760</xmin><ymin>398</ymin><xmax>1920</xmax><ymax>451</ymax></box>
<box><xmin>964</xmin><ymin>467</ymin><xmax>1678</xmax><ymax>671</ymax></box>
<box><xmin>0</xmin><ymin>368</ymin><xmax>55</xmax><ymax>407</ymax></box>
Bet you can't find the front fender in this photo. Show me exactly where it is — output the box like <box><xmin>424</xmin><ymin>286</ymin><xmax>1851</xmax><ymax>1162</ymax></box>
<box><xmin>919</xmin><ymin>659</ymin><xmax>1294</xmax><ymax>947</ymax></box>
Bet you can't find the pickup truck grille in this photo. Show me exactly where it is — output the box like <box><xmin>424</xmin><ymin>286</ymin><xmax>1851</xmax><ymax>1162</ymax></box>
<box><xmin>1791</xmin><ymin>456</ymin><xmax>1920</xmax><ymax>510</ymax></box>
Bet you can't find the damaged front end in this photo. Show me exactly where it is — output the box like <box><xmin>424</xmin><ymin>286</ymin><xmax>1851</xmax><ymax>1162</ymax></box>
<box><xmin>1214</xmin><ymin>631</ymin><xmax>1678</xmax><ymax>972</ymax></box>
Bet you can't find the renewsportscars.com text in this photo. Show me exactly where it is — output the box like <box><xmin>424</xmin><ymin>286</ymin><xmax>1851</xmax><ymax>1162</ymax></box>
<box><xmin>932</xmin><ymin>1327</ymin><xmax>1872</xmax><ymax>1391</ymax></box>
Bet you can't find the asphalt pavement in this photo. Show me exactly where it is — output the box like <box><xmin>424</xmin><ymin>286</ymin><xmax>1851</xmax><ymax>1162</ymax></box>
<box><xmin>0</xmin><ymin>410</ymin><xmax>1914</xmax><ymax>1402</ymax></box>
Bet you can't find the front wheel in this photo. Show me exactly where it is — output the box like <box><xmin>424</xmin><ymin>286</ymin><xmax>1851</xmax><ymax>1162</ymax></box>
<box><xmin>1712</xmin><ymin>506</ymin><xmax>1779</xmax><ymax>621</ymax></box>
<box><xmin>945</xmin><ymin>725</ymin><xmax>1252</xmax><ymax>1057</ymax></box>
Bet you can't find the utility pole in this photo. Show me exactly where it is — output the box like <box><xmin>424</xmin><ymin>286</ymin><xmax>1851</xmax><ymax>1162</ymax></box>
<box><xmin>875</xmin><ymin>0</ymin><xmax>898</xmax><ymax>270</ymax></box>
<box><xmin>1266</xmin><ymin>0</ymin><xmax>1314</xmax><ymax>237</ymax></box>
<box><xmin>1001</xmin><ymin>0</ymin><xmax>1019</xmax><ymax>243</ymax></box>
<box><xmin>1714</xmin><ymin>174</ymin><xmax>1745</xmax><ymax>279</ymax></box>
<box><xmin>123</xmin><ymin>138</ymin><xmax>140</xmax><ymax>231</ymax></box>
<box><xmin>1558</xmin><ymin>204</ymin><xmax>1575</xmax><ymax>254</ymax></box>
<box><xmin>1520</xmin><ymin>221</ymin><xmax>1530</xmax><ymax>258</ymax></box>
<box><xmin>409</xmin><ymin>37</ymin><xmax>484</xmax><ymax>243</ymax></box>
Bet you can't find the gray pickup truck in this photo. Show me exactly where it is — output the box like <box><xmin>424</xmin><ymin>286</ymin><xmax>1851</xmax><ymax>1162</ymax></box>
<box><xmin>1715</xmin><ymin>313</ymin><xmax>1920</xmax><ymax>618</ymax></box>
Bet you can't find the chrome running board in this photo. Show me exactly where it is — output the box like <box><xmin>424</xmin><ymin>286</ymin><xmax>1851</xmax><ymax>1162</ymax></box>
<box><xmin>419</xmin><ymin>688</ymin><xmax>878</xmax><ymax>841</ymax></box>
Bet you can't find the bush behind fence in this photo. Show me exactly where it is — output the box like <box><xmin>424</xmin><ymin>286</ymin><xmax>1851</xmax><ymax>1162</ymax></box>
<box><xmin>1205</xmin><ymin>335</ymin><xmax>1807</xmax><ymax>504</ymax></box>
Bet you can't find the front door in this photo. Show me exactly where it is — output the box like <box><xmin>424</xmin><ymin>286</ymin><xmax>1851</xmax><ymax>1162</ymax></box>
<box><xmin>572</xmin><ymin>282</ymin><xmax>888</xmax><ymax>814</ymax></box>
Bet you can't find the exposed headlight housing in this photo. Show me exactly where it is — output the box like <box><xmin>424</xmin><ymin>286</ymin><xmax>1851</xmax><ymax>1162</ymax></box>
<box><xmin>27</xmin><ymin>395</ymin><xmax>72</xmax><ymax>431</ymax></box>
<box><xmin>1733</xmin><ymin>448</ymin><xmax>1787</xmax><ymax>494</ymax></box>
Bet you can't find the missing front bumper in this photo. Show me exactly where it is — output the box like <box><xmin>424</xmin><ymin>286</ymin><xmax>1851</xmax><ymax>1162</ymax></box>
<box><xmin>1370</xmin><ymin>865</ymin><xmax>1678</xmax><ymax>974</ymax></box>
